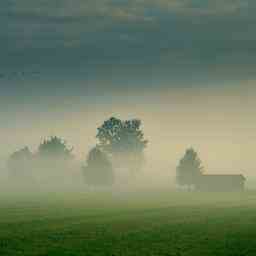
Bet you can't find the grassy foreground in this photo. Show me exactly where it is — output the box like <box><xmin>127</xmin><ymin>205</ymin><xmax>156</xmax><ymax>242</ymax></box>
<box><xmin>0</xmin><ymin>189</ymin><xmax>256</xmax><ymax>256</ymax></box>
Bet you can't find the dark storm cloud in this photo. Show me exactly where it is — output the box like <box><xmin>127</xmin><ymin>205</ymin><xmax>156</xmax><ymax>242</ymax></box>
<box><xmin>1</xmin><ymin>0</ymin><xmax>256</xmax><ymax>84</ymax></box>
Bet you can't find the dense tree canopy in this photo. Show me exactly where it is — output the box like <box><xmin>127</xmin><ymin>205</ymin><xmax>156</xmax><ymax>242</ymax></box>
<box><xmin>97</xmin><ymin>117</ymin><xmax>147</xmax><ymax>154</ymax></box>
<box><xmin>176</xmin><ymin>148</ymin><xmax>203</xmax><ymax>188</ymax></box>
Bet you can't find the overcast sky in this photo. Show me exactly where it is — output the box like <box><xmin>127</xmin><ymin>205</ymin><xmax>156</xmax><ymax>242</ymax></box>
<box><xmin>2</xmin><ymin>1</ymin><xmax>256</xmax><ymax>79</ymax></box>
<box><xmin>1</xmin><ymin>1</ymin><xmax>256</xmax><ymax>177</ymax></box>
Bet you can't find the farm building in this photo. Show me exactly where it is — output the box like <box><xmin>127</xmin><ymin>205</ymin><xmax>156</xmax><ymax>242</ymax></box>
<box><xmin>195</xmin><ymin>174</ymin><xmax>246</xmax><ymax>192</ymax></box>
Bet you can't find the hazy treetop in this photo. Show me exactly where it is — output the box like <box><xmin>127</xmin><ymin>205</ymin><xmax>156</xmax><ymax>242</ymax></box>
<box><xmin>97</xmin><ymin>117</ymin><xmax>148</xmax><ymax>154</ymax></box>
<box><xmin>37</xmin><ymin>136</ymin><xmax>73</xmax><ymax>159</ymax></box>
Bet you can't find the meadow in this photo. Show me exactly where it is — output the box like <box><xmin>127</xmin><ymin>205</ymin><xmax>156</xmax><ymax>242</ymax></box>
<box><xmin>0</xmin><ymin>189</ymin><xmax>256</xmax><ymax>256</ymax></box>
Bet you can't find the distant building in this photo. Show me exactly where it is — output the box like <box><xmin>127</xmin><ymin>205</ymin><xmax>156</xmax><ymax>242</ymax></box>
<box><xmin>195</xmin><ymin>174</ymin><xmax>246</xmax><ymax>192</ymax></box>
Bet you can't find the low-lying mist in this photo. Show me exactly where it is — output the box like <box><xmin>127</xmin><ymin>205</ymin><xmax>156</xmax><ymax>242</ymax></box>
<box><xmin>0</xmin><ymin>158</ymin><xmax>174</xmax><ymax>198</ymax></box>
<box><xmin>1</xmin><ymin>85</ymin><xmax>256</xmax><ymax>200</ymax></box>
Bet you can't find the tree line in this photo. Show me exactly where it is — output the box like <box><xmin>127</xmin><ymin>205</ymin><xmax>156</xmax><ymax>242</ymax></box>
<box><xmin>7</xmin><ymin>116</ymin><xmax>203</xmax><ymax>188</ymax></box>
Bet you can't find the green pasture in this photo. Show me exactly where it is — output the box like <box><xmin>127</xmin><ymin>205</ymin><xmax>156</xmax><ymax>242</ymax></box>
<box><xmin>0</xmin><ymin>190</ymin><xmax>256</xmax><ymax>255</ymax></box>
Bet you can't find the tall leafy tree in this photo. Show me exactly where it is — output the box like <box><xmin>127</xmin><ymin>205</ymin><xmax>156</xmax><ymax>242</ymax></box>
<box><xmin>82</xmin><ymin>147</ymin><xmax>114</xmax><ymax>186</ymax></box>
<box><xmin>176</xmin><ymin>148</ymin><xmax>203</xmax><ymax>189</ymax></box>
<box><xmin>96</xmin><ymin>117</ymin><xmax>148</xmax><ymax>174</ymax></box>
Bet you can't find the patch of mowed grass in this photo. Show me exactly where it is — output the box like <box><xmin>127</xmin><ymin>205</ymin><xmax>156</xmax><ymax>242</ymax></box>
<box><xmin>0</xmin><ymin>190</ymin><xmax>256</xmax><ymax>255</ymax></box>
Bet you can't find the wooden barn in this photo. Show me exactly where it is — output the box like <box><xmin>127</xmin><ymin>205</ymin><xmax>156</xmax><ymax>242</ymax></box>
<box><xmin>195</xmin><ymin>174</ymin><xmax>246</xmax><ymax>192</ymax></box>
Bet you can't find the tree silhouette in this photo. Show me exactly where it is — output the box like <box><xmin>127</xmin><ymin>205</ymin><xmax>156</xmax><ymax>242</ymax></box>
<box><xmin>82</xmin><ymin>147</ymin><xmax>114</xmax><ymax>186</ymax></box>
<box><xmin>34</xmin><ymin>136</ymin><xmax>75</xmax><ymax>186</ymax></box>
<box><xmin>7</xmin><ymin>147</ymin><xmax>33</xmax><ymax>179</ymax></box>
<box><xmin>96</xmin><ymin>117</ymin><xmax>148</xmax><ymax>174</ymax></box>
<box><xmin>37</xmin><ymin>136</ymin><xmax>73</xmax><ymax>160</ymax></box>
<box><xmin>176</xmin><ymin>148</ymin><xmax>203</xmax><ymax>189</ymax></box>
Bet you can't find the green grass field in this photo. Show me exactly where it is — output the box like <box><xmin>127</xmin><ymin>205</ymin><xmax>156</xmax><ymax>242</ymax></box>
<box><xmin>1</xmin><ymin>189</ymin><xmax>256</xmax><ymax>255</ymax></box>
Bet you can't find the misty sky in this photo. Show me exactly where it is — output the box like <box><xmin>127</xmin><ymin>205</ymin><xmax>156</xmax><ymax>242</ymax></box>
<box><xmin>1</xmin><ymin>1</ymin><xmax>256</xmax><ymax>177</ymax></box>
